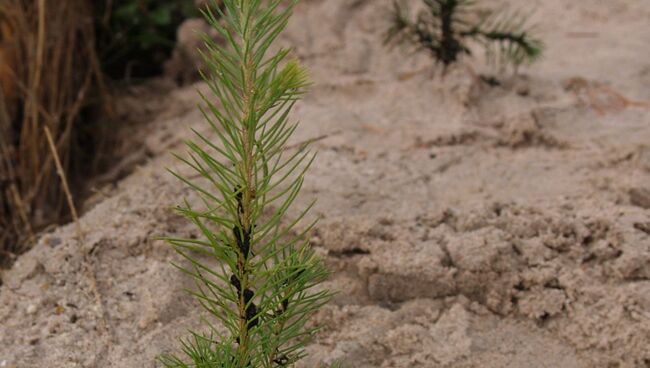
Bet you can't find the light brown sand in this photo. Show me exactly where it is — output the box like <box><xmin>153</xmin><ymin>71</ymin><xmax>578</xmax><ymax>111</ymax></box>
<box><xmin>1</xmin><ymin>0</ymin><xmax>650</xmax><ymax>367</ymax></box>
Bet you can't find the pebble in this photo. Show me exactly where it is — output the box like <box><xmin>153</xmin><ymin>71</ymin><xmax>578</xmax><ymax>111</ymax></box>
<box><xmin>138</xmin><ymin>319</ymin><xmax>148</xmax><ymax>329</ymax></box>
<box><xmin>26</xmin><ymin>304</ymin><xmax>37</xmax><ymax>315</ymax></box>
<box><xmin>46</xmin><ymin>237</ymin><xmax>62</xmax><ymax>248</ymax></box>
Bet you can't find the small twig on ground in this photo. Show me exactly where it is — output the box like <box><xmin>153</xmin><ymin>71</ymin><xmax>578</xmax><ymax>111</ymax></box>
<box><xmin>564</xmin><ymin>77</ymin><xmax>650</xmax><ymax>115</ymax></box>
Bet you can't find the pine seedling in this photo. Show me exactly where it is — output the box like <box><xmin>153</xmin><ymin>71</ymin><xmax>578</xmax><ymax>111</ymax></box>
<box><xmin>160</xmin><ymin>1</ymin><xmax>333</xmax><ymax>367</ymax></box>
<box><xmin>385</xmin><ymin>0</ymin><xmax>543</xmax><ymax>71</ymax></box>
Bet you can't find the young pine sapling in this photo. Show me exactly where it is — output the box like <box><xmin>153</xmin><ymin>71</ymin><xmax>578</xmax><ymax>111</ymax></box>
<box><xmin>160</xmin><ymin>1</ymin><xmax>333</xmax><ymax>367</ymax></box>
<box><xmin>385</xmin><ymin>0</ymin><xmax>543</xmax><ymax>71</ymax></box>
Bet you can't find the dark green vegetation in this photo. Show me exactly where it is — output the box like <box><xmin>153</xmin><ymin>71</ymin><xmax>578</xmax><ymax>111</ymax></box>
<box><xmin>94</xmin><ymin>0</ymin><xmax>200</xmax><ymax>79</ymax></box>
<box><xmin>386</xmin><ymin>0</ymin><xmax>543</xmax><ymax>70</ymax></box>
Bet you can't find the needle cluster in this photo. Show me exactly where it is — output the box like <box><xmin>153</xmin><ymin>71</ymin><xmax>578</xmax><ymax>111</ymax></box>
<box><xmin>386</xmin><ymin>0</ymin><xmax>543</xmax><ymax>70</ymax></box>
<box><xmin>160</xmin><ymin>1</ymin><xmax>332</xmax><ymax>367</ymax></box>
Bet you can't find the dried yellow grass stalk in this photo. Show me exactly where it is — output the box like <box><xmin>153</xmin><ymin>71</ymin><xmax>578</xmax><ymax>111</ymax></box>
<box><xmin>0</xmin><ymin>0</ymin><xmax>108</xmax><ymax>265</ymax></box>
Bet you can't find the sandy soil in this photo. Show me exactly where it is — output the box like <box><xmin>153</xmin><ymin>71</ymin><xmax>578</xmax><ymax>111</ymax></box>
<box><xmin>2</xmin><ymin>0</ymin><xmax>650</xmax><ymax>367</ymax></box>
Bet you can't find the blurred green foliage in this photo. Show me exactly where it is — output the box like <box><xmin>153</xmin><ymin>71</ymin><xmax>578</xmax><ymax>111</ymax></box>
<box><xmin>94</xmin><ymin>0</ymin><xmax>200</xmax><ymax>80</ymax></box>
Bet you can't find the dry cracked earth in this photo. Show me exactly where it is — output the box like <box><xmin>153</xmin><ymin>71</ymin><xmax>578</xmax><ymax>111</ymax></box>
<box><xmin>1</xmin><ymin>0</ymin><xmax>650</xmax><ymax>367</ymax></box>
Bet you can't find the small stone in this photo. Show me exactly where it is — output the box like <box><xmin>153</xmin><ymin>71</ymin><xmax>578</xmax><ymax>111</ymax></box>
<box><xmin>26</xmin><ymin>304</ymin><xmax>37</xmax><ymax>315</ymax></box>
<box><xmin>138</xmin><ymin>319</ymin><xmax>148</xmax><ymax>330</ymax></box>
<box><xmin>46</xmin><ymin>237</ymin><xmax>62</xmax><ymax>248</ymax></box>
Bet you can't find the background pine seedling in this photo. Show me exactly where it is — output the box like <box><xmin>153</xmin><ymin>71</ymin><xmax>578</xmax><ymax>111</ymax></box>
<box><xmin>385</xmin><ymin>0</ymin><xmax>543</xmax><ymax>71</ymax></box>
<box><xmin>160</xmin><ymin>0</ymin><xmax>333</xmax><ymax>367</ymax></box>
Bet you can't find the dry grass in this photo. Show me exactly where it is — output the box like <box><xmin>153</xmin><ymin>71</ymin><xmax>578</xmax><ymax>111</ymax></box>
<box><xmin>0</xmin><ymin>0</ymin><xmax>109</xmax><ymax>266</ymax></box>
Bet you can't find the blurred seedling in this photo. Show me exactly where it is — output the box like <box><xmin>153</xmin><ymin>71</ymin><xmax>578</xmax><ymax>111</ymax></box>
<box><xmin>385</xmin><ymin>0</ymin><xmax>543</xmax><ymax>73</ymax></box>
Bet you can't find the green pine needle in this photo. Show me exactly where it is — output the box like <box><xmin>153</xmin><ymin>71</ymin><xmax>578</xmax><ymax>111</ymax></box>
<box><xmin>159</xmin><ymin>1</ymin><xmax>333</xmax><ymax>367</ymax></box>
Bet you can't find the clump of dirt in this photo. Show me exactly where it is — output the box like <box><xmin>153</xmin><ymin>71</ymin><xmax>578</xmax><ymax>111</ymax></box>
<box><xmin>1</xmin><ymin>1</ymin><xmax>650</xmax><ymax>367</ymax></box>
